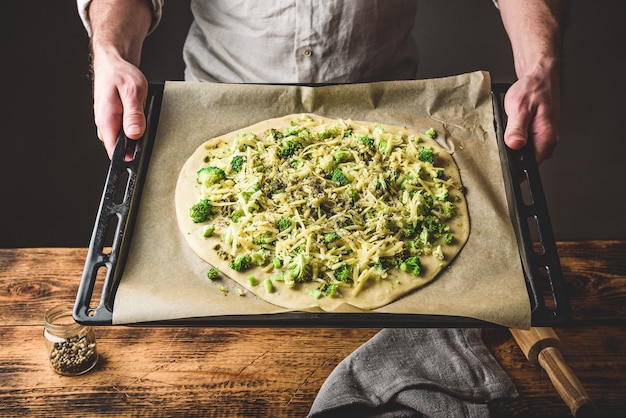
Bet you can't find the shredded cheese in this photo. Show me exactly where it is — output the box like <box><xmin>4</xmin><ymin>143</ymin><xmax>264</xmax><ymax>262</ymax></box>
<box><xmin>191</xmin><ymin>114</ymin><xmax>462</xmax><ymax>298</ymax></box>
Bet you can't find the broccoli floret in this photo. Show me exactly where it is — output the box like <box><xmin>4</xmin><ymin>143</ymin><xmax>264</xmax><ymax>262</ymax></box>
<box><xmin>432</xmin><ymin>169</ymin><xmax>445</xmax><ymax>179</ymax></box>
<box><xmin>378</xmin><ymin>139</ymin><xmax>388</xmax><ymax>154</ymax></box>
<box><xmin>358</xmin><ymin>135</ymin><xmax>375</xmax><ymax>147</ymax></box>
<box><xmin>401</xmin><ymin>224</ymin><xmax>416</xmax><ymax>239</ymax></box>
<box><xmin>316</xmin><ymin>125</ymin><xmax>342</xmax><ymax>140</ymax></box>
<box><xmin>418</xmin><ymin>146</ymin><xmax>436</xmax><ymax>164</ymax></box>
<box><xmin>296</xmin><ymin>128</ymin><xmax>313</xmax><ymax>141</ymax></box>
<box><xmin>419</xmin><ymin>226</ymin><xmax>431</xmax><ymax>246</ymax></box>
<box><xmin>330</xmin><ymin>168</ymin><xmax>349</xmax><ymax>186</ymax></box>
<box><xmin>253</xmin><ymin>232</ymin><xmax>274</xmax><ymax>249</ymax></box>
<box><xmin>422</xmin><ymin>216</ymin><xmax>438</xmax><ymax>233</ymax></box>
<box><xmin>416</xmin><ymin>218</ymin><xmax>448</xmax><ymax>245</ymax></box>
<box><xmin>276</xmin><ymin>217</ymin><xmax>292</xmax><ymax>233</ymax></box>
<box><xmin>334</xmin><ymin>150</ymin><xmax>352</xmax><ymax>164</ymax></box>
<box><xmin>285</xmin><ymin>253</ymin><xmax>312</xmax><ymax>284</ymax></box>
<box><xmin>291</xmin><ymin>159</ymin><xmax>306</xmax><ymax>169</ymax></box>
<box><xmin>364</xmin><ymin>210</ymin><xmax>377</xmax><ymax>221</ymax></box>
<box><xmin>435</xmin><ymin>201</ymin><xmax>455</xmax><ymax>219</ymax></box>
<box><xmin>230</xmin><ymin>155</ymin><xmax>246</xmax><ymax>173</ymax></box>
<box><xmin>250</xmin><ymin>250</ymin><xmax>267</xmax><ymax>266</ymax></box>
<box><xmin>189</xmin><ymin>199</ymin><xmax>213</xmax><ymax>223</ymax></box>
<box><xmin>232</xmin><ymin>132</ymin><xmax>257</xmax><ymax>151</ymax></box>
<box><xmin>443</xmin><ymin>233</ymin><xmax>454</xmax><ymax>245</ymax></box>
<box><xmin>230</xmin><ymin>209</ymin><xmax>244</xmax><ymax>223</ymax></box>
<box><xmin>206</xmin><ymin>267</ymin><xmax>219</xmax><ymax>280</ymax></box>
<box><xmin>399</xmin><ymin>256</ymin><xmax>421</xmax><ymax>276</ymax></box>
<box><xmin>282</xmin><ymin>125</ymin><xmax>312</xmax><ymax>139</ymax></box>
<box><xmin>272</xmin><ymin>257</ymin><xmax>283</xmax><ymax>269</ymax></box>
<box><xmin>317</xmin><ymin>130</ymin><xmax>331</xmax><ymax>140</ymax></box>
<box><xmin>371</xmin><ymin>262</ymin><xmax>389</xmax><ymax>280</ymax></box>
<box><xmin>400</xmin><ymin>174</ymin><xmax>415</xmax><ymax>191</ymax></box>
<box><xmin>324</xmin><ymin>283</ymin><xmax>340</xmax><ymax>298</ymax></box>
<box><xmin>407</xmin><ymin>239</ymin><xmax>432</xmax><ymax>256</ymax></box>
<box><xmin>283</xmin><ymin>125</ymin><xmax>298</xmax><ymax>135</ymax></box>
<box><xmin>196</xmin><ymin>166</ymin><xmax>226</xmax><ymax>187</ymax></box>
<box><xmin>432</xmin><ymin>245</ymin><xmax>444</xmax><ymax>261</ymax></box>
<box><xmin>324</xmin><ymin>231</ymin><xmax>340</xmax><ymax>243</ymax></box>
<box><xmin>241</xmin><ymin>184</ymin><xmax>260</xmax><ymax>204</ymax></box>
<box><xmin>277</xmin><ymin>139</ymin><xmax>303</xmax><ymax>158</ymax></box>
<box><xmin>266</xmin><ymin>128</ymin><xmax>282</xmax><ymax>140</ymax></box>
<box><xmin>435</xmin><ymin>187</ymin><xmax>449</xmax><ymax>201</ymax></box>
<box><xmin>229</xmin><ymin>253</ymin><xmax>252</xmax><ymax>271</ymax></box>
<box><xmin>425</xmin><ymin>128</ymin><xmax>437</xmax><ymax>139</ymax></box>
<box><xmin>222</xmin><ymin>225</ymin><xmax>235</xmax><ymax>246</ymax></box>
<box><xmin>424</xmin><ymin>190</ymin><xmax>435</xmax><ymax>204</ymax></box>
<box><xmin>335</xmin><ymin>263</ymin><xmax>354</xmax><ymax>283</ymax></box>
<box><xmin>268</xmin><ymin>178</ymin><xmax>286</xmax><ymax>195</ymax></box>
<box><xmin>202</xmin><ymin>224</ymin><xmax>215</xmax><ymax>237</ymax></box>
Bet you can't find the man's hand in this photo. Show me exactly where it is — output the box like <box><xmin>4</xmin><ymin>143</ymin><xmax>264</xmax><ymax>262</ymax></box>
<box><xmin>504</xmin><ymin>62</ymin><xmax>560</xmax><ymax>164</ymax></box>
<box><xmin>92</xmin><ymin>49</ymin><xmax>148</xmax><ymax>158</ymax></box>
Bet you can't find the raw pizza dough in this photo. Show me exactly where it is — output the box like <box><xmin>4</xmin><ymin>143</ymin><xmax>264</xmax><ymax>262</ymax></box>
<box><xmin>175</xmin><ymin>114</ymin><xmax>469</xmax><ymax>311</ymax></box>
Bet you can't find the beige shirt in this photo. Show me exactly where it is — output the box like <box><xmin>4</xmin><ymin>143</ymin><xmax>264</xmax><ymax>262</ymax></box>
<box><xmin>77</xmin><ymin>0</ymin><xmax>419</xmax><ymax>84</ymax></box>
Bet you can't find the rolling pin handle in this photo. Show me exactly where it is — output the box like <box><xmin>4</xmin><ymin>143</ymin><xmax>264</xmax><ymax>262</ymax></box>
<box><xmin>537</xmin><ymin>347</ymin><xmax>596</xmax><ymax>418</ymax></box>
<box><xmin>510</xmin><ymin>328</ymin><xmax>596</xmax><ymax>417</ymax></box>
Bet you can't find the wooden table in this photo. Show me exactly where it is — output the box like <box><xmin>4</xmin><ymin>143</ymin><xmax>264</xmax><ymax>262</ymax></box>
<box><xmin>1</xmin><ymin>241</ymin><xmax>624</xmax><ymax>417</ymax></box>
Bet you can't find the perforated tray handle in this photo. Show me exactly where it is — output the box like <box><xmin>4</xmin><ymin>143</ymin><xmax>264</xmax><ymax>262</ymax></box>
<box><xmin>73</xmin><ymin>84</ymin><xmax>163</xmax><ymax>325</ymax></box>
<box><xmin>492</xmin><ymin>83</ymin><xmax>571</xmax><ymax>326</ymax></box>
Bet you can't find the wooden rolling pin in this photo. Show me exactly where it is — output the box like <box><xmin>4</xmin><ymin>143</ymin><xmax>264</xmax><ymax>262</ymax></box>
<box><xmin>510</xmin><ymin>327</ymin><xmax>596</xmax><ymax>417</ymax></box>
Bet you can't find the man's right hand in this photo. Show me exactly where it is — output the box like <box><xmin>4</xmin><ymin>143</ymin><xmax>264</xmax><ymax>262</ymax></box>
<box><xmin>92</xmin><ymin>49</ymin><xmax>148</xmax><ymax>158</ymax></box>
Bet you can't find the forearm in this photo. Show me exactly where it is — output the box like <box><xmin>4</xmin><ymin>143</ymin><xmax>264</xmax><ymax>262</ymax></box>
<box><xmin>498</xmin><ymin>0</ymin><xmax>566</xmax><ymax>78</ymax></box>
<box><xmin>88</xmin><ymin>0</ymin><xmax>153</xmax><ymax>66</ymax></box>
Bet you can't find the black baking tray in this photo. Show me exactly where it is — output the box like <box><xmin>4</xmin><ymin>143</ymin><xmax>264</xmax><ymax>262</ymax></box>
<box><xmin>73</xmin><ymin>83</ymin><xmax>570</xmax><ymax>327</ymax></box>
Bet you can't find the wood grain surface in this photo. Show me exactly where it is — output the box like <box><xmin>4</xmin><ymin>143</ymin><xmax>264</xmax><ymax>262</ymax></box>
<box><xmin>1</xmin><ymin>242</ymin><xmax>625</xmax><ymax>417</ymax></box>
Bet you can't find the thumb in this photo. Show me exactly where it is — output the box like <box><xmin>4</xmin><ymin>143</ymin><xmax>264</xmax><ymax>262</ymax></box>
<box><xmin>504</xmin><ymin>105</ymin><xmax>531</xmax><ymax>151</ymax></box>
<box><xmin>120</xmin><ymin>85</ymin><xmax>148</xmax><ymax>140</ymax></box>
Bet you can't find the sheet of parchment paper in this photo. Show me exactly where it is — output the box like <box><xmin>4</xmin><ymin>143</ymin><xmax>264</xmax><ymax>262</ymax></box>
<box><xmin>112</xmin><ymin>71</ymin><xmax>530</xmax><ymax>328</ymax></box>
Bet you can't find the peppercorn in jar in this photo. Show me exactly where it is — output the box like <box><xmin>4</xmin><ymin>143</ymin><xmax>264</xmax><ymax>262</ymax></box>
<box><xmin>43</xmin><ymin>304</ymin><xmax>98</xmax><ymax>375</ymax></box>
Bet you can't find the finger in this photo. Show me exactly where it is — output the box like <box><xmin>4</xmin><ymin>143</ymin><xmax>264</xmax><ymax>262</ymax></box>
<box><xmin>528</xmin><ymin>114</ymin><xmax>558</xmax><ymax>165</ymax></box>
<box><xmin>97</xmin><ymin>127</ymin><xmax>117</xmax><ymax>159</ymax></box>
<box><xmin>504</xmin><ymin>97</ymin><xmax>531</xmax><ymax>152</ymax></box>
<box><xmin>94</xmin><ymin>90</ymin><xmax>124</xmax><ymax>159</ymax></box>
<box><xmin>120</xmin><ymin>82</ymin><xmax>148</xmax><ymax>140</ymax></box>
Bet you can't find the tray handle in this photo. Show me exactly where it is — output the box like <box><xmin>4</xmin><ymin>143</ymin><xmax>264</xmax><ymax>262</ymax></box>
<box><xmin>73</xmin><ymin>84</ymin><xmax>163</xmax><ymax>325</ymax></box>
<box><xmin>492</xmin><ymin>83</ymin><xmax>571</xmax><ymax>326</ymax></box>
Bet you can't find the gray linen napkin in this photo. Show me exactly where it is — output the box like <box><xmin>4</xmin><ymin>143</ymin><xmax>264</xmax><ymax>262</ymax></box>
<box><xmin>308</xmin><ymin>328</ymin><xmax>518</xmax><ymax>418</ymax></box>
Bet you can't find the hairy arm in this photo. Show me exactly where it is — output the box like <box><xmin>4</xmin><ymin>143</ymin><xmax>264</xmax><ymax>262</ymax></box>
<box><xmin>88</xmin><ymin>0</ymin><xmax>153</xmax><ymax>158</ymax></box>
<box><xmin>498</xmin><ymin>0</ymin><xmax>567</xmax><ymax>164</ymax></box>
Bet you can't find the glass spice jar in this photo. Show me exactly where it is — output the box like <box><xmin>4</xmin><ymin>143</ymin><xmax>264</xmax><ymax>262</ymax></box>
<box><xmin>43</xmin><ymin>304</ymin><xmax>98</xmax><ymax>376</ymax></box>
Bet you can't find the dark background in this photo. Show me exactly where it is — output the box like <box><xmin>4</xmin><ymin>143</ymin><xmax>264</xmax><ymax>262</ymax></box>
<box><xmin>1</xmin><ymin>1</ymin><xmax>625</xmax><ymax>248</ymax></box>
